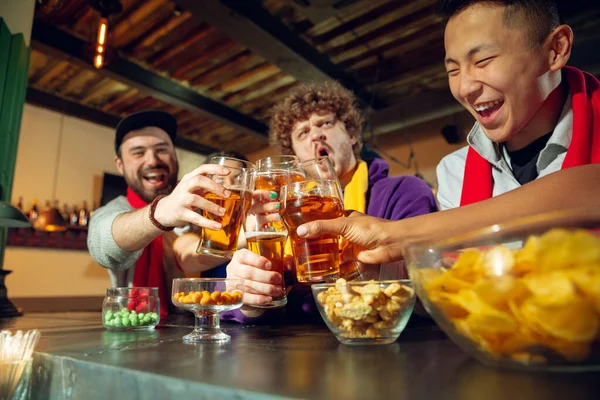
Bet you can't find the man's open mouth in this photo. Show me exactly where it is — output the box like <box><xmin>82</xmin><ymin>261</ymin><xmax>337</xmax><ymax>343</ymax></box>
<box><xmin>316</xmin><ymin>146</ymin><xmax>329</xmax><ymax>158</ymax></box>
<box><xmin>473</xmin><ymin>99</ymin><xmax>504</xmax><ymax>119</ymax></box>
<box><xmin>142</xmin><ymin>170</ymin><xmax>168</xmax><ymax>188</ymax></box>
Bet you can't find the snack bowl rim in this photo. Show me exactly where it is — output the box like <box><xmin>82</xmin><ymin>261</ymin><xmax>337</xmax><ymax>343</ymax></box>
<box><xmin>311</xmin><ymin>279</ymin><xmax>413</xmax><ymax>290</ymax></box>
<box><xmin>172</xmin><ymin>278</ymin><xmax>244</xmax><ymax>283</ymax></box>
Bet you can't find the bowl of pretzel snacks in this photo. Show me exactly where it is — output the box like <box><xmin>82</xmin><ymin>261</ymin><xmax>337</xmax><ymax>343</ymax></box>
<box><xmin>312</xmin><ymin>278</ymin><xmax>416</xmax><ymax>345</ymax></box>
<box><xmin>405</xmin><ymin>209</ymin><xmax>600</xmax><ymax>371</ymax></box>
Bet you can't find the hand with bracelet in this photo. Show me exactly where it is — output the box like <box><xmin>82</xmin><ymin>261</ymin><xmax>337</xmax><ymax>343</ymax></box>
<box><xmin>152</xmin><ymin>163</ymin><xmax>232</xmax><ymax>231</ymax></box>
<box><xmin>112</xmin><ymin>163</ymin><xmax>233</xmax><ymax>253</ymax></box>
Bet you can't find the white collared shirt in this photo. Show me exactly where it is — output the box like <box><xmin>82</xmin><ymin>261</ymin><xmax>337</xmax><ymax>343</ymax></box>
<box><xmin>436</xmin><ymin>95</ymin><xmax>573</xmax><ymax>210</ymax></box>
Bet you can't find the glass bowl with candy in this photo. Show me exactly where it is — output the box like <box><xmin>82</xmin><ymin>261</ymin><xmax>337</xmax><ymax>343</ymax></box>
<box><xmin>102</xmin><ymin>287</ymin><xmax>160</xmax><ymax>330</ymax></box>
<box><xmin>405</xmin><ymin>209</ymin><xmax>600</xmax><ymax>371</ymax></box>
<box><xmin>171</xmin><ymin>278</ymin><xmax>245</xmax><ymax>343</ymax></box>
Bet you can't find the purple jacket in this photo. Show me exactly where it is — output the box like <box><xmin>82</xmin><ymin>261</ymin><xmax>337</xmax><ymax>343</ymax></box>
<box><xmin>365</xmin><ymin>158</ymin><xmax>438</xmax><ymax>220</ymax></box>
<box><xmin>221</xmin><ymin>158</ymin><xmax>438</xmax><ymax>324</ymax></box>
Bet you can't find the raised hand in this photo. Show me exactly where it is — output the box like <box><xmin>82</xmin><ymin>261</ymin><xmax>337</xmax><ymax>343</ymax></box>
<box><xmin>226</xmin><ymin>249</ymin><xmax>285</xmax><ymax>306</ymax></box>
<box><xmin>153</xmin><ymin>164</ymin><xmax>231</xmax><ymax>230</ymax></box>
<box><xmin>295</xmin><ymin>211</ymin><xmax>403</xmax><ymax>265</ymax></box>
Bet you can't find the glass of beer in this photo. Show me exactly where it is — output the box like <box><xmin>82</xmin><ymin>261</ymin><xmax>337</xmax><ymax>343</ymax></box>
<box><xmin>280</xmin><ymin>179</ymin><xmax>344</xmax><ymax>283</ymax></box>
<box><xmin>243</xmin><ymin>156</ymin><xmax>303</xmax><ymax>307</ymax></box>
<box><xmin>196</xmin><ymin>157</ymin><xmax>254</xmax><ymax>258</ymax></box>
<box><xmin>256</xmin><ymin>155</ymin><xmax>299</xmax><ymax>172</ymax></box>
<box><xmin>297</xmin><ymin>157</ymin><xmax>361</xmax><ymax>280</ymax></box>
<box><xmin>254</xmin><ymin>156</ymin><xmax>303</xmax><ymax>232</ymax></box>
<box><xmin>297</xmin><ymin>156</ymin><xmax>339</xmax><ymax>182</ymax></box>
<box><xmin>244</xmin><ymin>213</ymin><xmax>288</xmax><ymax>308</ymax></box>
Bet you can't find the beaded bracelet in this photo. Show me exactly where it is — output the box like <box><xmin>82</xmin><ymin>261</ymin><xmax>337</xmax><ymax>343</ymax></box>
<box><xmin>149</xmin><ymin>195</ymin><xmax>173</xmax><ymax>232</ymax></box>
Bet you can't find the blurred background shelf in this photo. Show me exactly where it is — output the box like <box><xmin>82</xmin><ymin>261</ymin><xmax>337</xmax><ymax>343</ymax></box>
<box><xmin>6</xmin><ymin>226</ymin><xmax>88</xmax><ymax>251</ymax></box>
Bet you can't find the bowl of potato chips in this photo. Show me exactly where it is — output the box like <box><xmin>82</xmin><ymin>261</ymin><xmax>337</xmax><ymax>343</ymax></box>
<box><xmin>312</xmin><ymin>278</ymin><xmax>416</xmax><ymax>345</ymax></box>
<box><xmin>405</xmin><ymin>209</ymin><xmax>600</xmax><ymax>371</ymax></box>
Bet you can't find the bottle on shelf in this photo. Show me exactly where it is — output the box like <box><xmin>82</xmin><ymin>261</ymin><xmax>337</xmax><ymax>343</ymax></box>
<box><xmin>78</xmin><ymin>201</ymin><xmax>89</xmax><ymax>226</ymax></box>
<box><xmin>28</xmin><ymin>198</ymin><xmax>39</xmax><ymax>222</ymax></box>
<box><xmin>69</xmin><ymin>204</ymin><xmax>79</xmax><ymax>226</ymax></box>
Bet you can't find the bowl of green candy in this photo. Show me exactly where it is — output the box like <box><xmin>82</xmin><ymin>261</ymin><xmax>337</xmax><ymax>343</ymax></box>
<box><xmin>102</xmin><ymin>287</ymin><xmax>160</xmax><ymax>330</ymax></box>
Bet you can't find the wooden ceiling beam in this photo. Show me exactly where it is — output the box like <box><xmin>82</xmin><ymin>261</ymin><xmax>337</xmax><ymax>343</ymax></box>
<box><xmin>130</xmin><ymin>11</ymin><xmax>192</xmax><ymax>56</ymax></box>
<box><xmin>172</xmin><ymin>40</ymin><xmax>240</xmax><ymax>80</ymax></box>
<box><xmin>32</xmin><ymin>60</ymin><xmax>70</xmax><ymax>88</ymax></box>
<box><xmin>174</xmin><ymin>0</ymin><xmax>385</xmax><ymax>109</ymax></box>
<box><xmin>101</xmin><ymin>88</ymin><xmax>139</xmax><ymax>112</ymax></box>
<box><xmin>31</xmin><ymin>20</ymin><xmax>268</xmax><ymax>141</ymax></box>
<box><xmin>327</xmin><ymin>7</ymin><xmax>437</xmax><ymax>58</ymax></box>
<box><xmin>26</xmin><ymin>87</ymin><xmax>221</xmax><ymax>155</ymax></box>
<box><xmin>209</xmin><ymin>64</ymin><xmax>281</xmax><ymax>96</ymax></box>
<box><xmin>223</xmin><ymin>73</ymin><xmax>295</xmax><ymax>107</ymax></box>
<box><xmin>150</xmin><ymin>25</ymin><xmax>216</xmax><ymax>68</ymax></box>
<box><xmin>110</xmin><ymin>0</ymin><xmax>171</xmax><ymax>48</ymax></box>
<box><xmin>311</xmin><ymin>1</ymin><xmax>411</xmax><ymax>44</ymax></box>
<box><xmin>57</xmin><ymin>70</ymin><xmax>103</xmax><ymax>99</ymax></box>
<box><xmin>354</xmin><ymin>43</ymin><xmax>446</xmax><ymax>87</ymax></box>
<box><xmin>190</xmin><ymin>51</ymin><xmax>264</xmax><ymax>88</ymax></box>
<box><xmin>338</xmin><ymin>23</ymin><xmax>444</xmax><ymax>70</ymax></box>
<box><xmin>84</xmin><ymin>81</ymin><xmax>129</xmax><ymax>107</ymax></box>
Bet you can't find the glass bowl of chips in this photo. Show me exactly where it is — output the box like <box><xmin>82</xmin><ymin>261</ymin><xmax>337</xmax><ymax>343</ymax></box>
<box><xmin>311</xmin><ymin>278</ymin><xmax>416</xmax><ymax>345</ymax></box>
<box><xmin>405</xmin><ymin>209</ymin><xmax>600</xmax><ymax>371</ymax></box>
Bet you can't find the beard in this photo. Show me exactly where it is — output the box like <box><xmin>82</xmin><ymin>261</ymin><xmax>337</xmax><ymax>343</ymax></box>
<box><xmin>124</xmin><ymin>161</ymin><xmax>179</xmax><ymax>204</ymax></box>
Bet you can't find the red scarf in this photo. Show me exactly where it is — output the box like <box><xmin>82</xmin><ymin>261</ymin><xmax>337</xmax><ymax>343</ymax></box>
<box><xmin>126</xmin><ymin>188</ymin><xmax>168</xmax><ymax>318</ymax></box>
<box><xmin>460</xmin><ymin>66</ymin><xmax>600</xmax><ymax>206</ymax></box>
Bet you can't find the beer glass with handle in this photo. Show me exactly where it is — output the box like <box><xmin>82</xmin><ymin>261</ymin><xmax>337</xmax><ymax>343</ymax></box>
<box><xmin>280</xmin><ymin>159</ymin><xmax>345</xmax><ymax>283</ymax></box>
<box><xmin>196</xmin><ymin>157</ymin><xmax>254</xmax><ymax>258</ymax></box>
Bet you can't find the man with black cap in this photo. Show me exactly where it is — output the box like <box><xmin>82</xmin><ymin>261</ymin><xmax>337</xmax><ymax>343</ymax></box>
<box><xmin>88</xmin><ymin>110</ymin><xmax>231</xmax><ymax>317</ymax></box>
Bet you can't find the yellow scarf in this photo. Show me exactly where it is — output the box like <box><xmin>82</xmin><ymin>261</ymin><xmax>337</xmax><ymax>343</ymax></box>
<box><xmin>343</xmin><ymin>160</ymin><xmax>368</xmax><ymax>213</ymax></box>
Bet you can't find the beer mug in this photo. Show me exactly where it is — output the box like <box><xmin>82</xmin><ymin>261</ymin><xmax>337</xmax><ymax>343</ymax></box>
<box><xmin>296</xmin><ymin>157</ymin><xmax>361</xmax><ymax>280</ymax></box>
<box><xmin>280</xmin><ymin>179</ymin><xmax>344</xmax><ymax>283</ymax></box>
<box><xmin>196</xmin><ymin>157</ymin><xmax>254</xmax><ymax>258</ymax></box>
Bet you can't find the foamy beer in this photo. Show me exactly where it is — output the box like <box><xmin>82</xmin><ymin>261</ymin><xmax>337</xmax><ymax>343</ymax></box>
<box><xmin>196</xmin><ymin>157</ymin><xmax>254</xmax><ymax>258</ymax></box>
<box><xmin>255</xmin><ymin>156</ymin><xmax>303</xmax><ymax>194</ymax></box>
<box><xmin>243</xmin><ymin>156</ymin><xmax>303</xmax><ymax>307</ymax></box>
<box><xmin>281</xmin><ymin>179</ymin><xmax>344</xmax><ymax>282</ymax></box>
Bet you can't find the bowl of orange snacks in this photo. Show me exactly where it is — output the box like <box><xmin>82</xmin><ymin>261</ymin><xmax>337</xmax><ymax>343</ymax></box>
<box><xmin>405</xmin><ymin>209</ymin><xmax>600</xmax><ymax>371</ymax></box>
<box><xmin>171</xmin><ymin>278</ymin><xmax>244</xmax><ymax>343</ymax></box>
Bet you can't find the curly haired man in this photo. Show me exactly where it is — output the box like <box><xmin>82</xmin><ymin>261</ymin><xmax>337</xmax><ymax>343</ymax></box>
<box><xmin>269</xmin><ymin>81</ymin><xmax>438</xmax><ymax>221</ymax></box>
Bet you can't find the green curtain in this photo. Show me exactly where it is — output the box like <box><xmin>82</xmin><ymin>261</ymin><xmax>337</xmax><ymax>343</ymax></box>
<box><xmin>0</xmin><ymin>17</ymin><xmax>31</xmax><ymax>269</ymax></box>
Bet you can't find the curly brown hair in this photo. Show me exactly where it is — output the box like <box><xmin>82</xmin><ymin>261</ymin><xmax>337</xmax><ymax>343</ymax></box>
<box><xmin>268</xmin><ymin>81</ymin><xmax>365</xmax><ymax>158</ymax></box>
